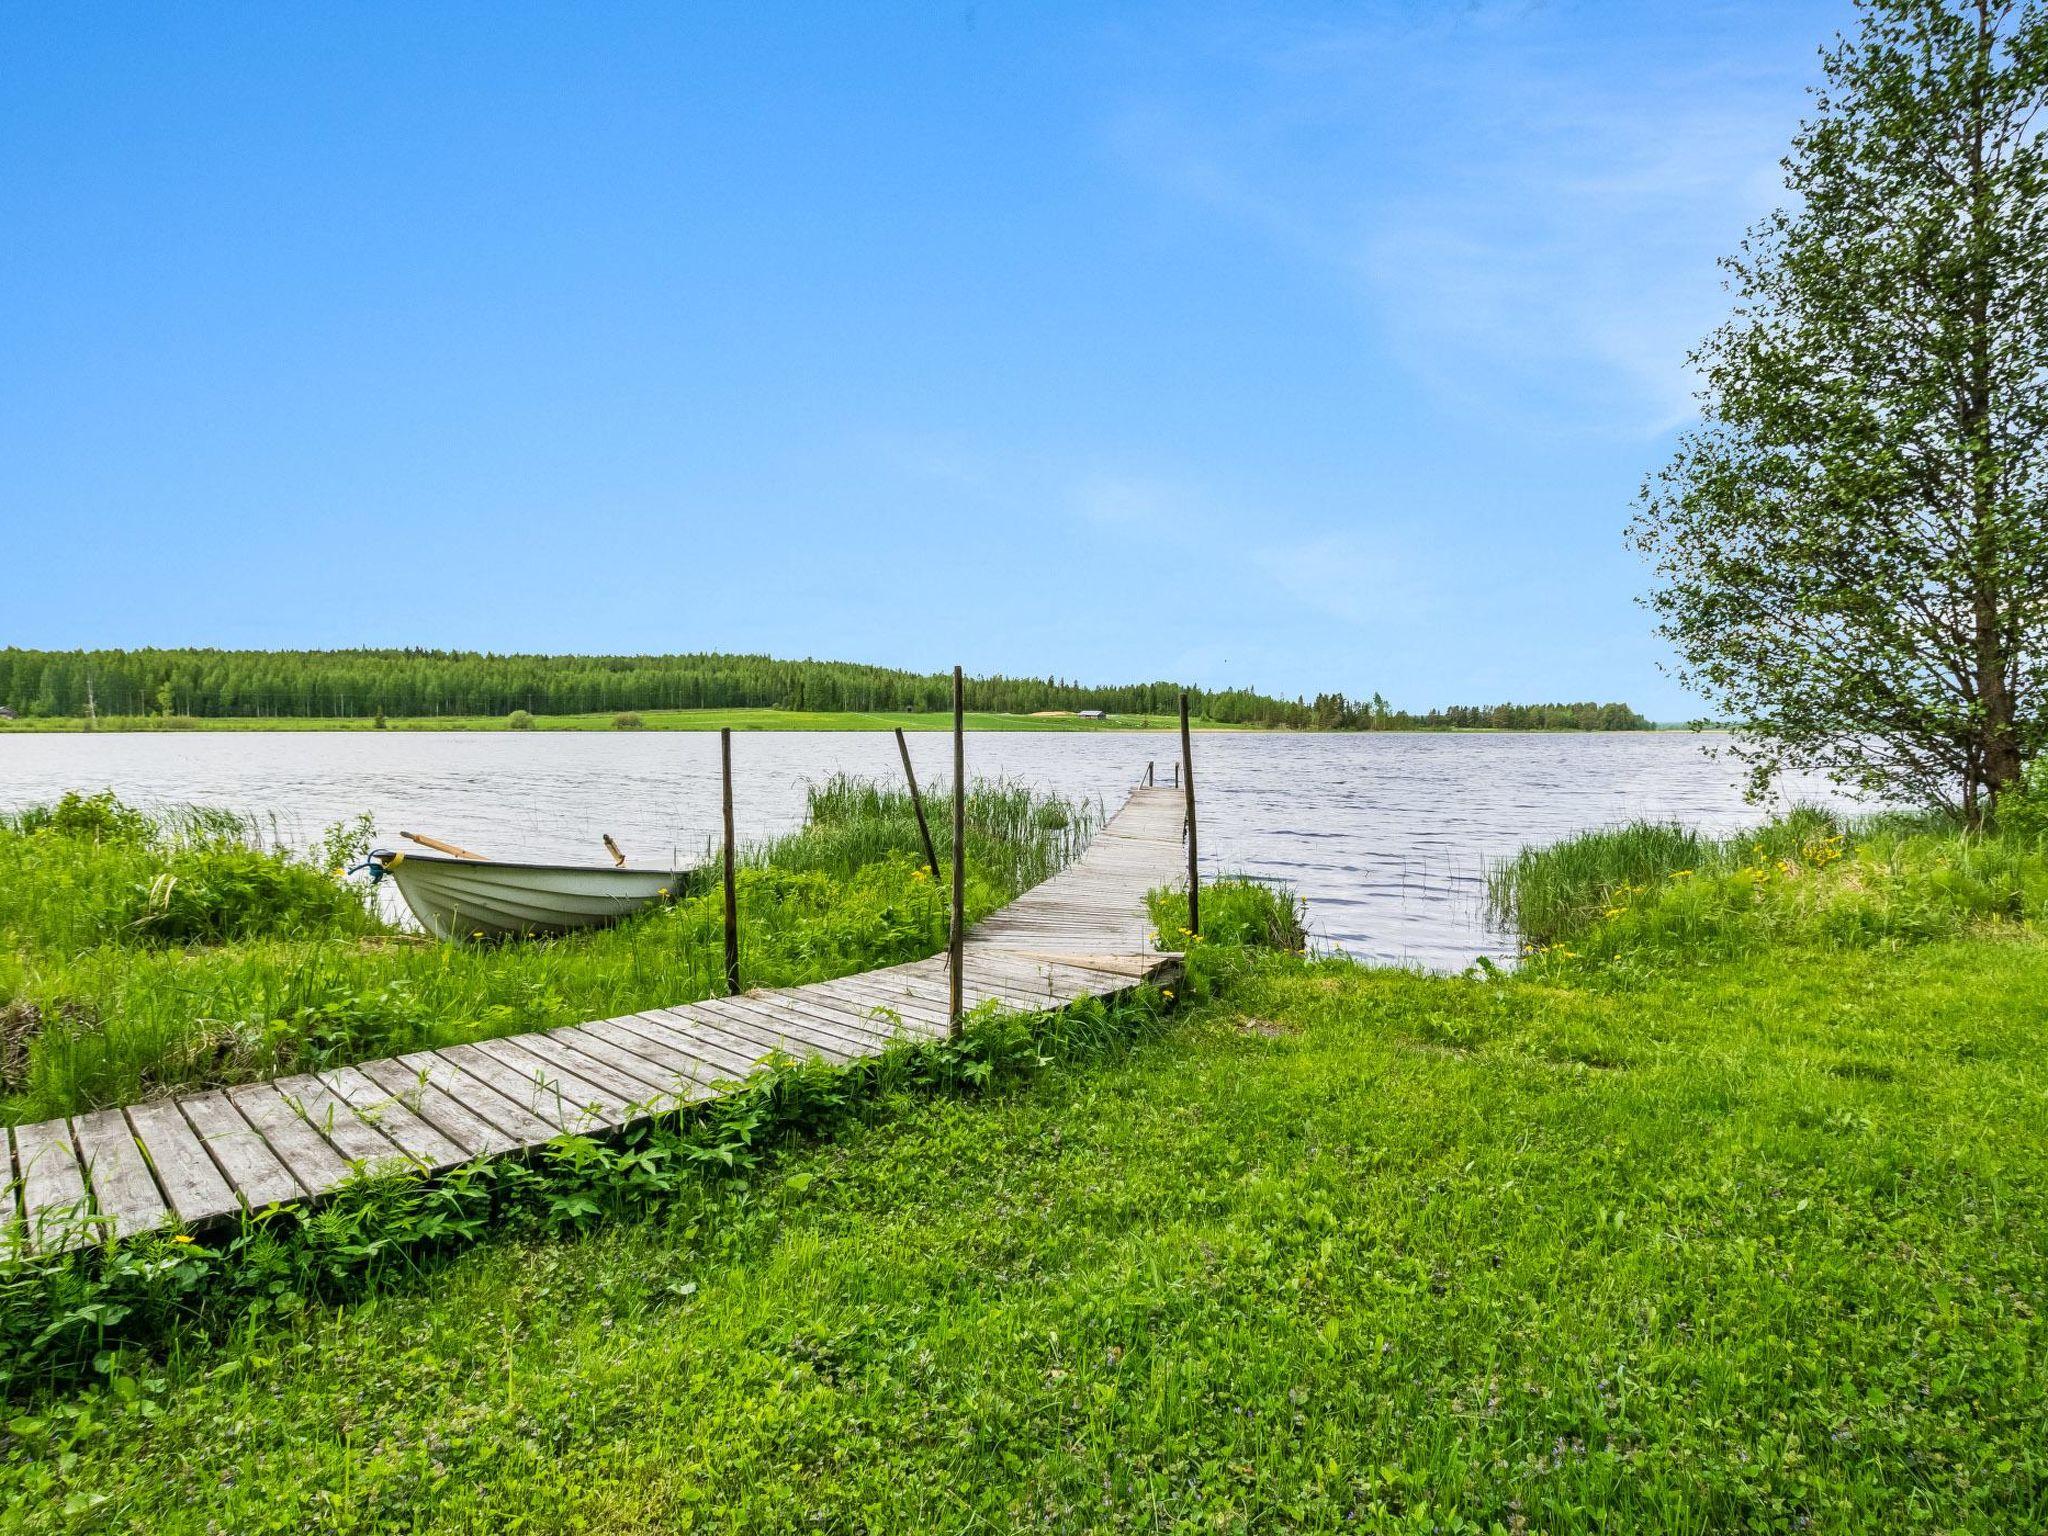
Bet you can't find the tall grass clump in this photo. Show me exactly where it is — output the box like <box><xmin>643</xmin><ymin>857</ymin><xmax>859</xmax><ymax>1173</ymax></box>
<box><xmin>1488</xmin><ymin>802</ymin><xmax>2048</xmax><ymax>962</ymax></box>
<box><xmin>0</xmin><ymin>792</ymin><xmax>378</xmax><ymax>956</ymax></box>
<box><xmin>1148</xmin><ymin>877</ymin><xmax>1309</xmax><ymax>1003</ymax></box>
<box><xmin>1486</xmin><ymin>822</ymin><xmax>1711</xmax><ymax>947</ymax></box>
<box><xmin>758</xmin><ymin>773</ymin><xmax>1097</xmax><ymax>894</ymax></box>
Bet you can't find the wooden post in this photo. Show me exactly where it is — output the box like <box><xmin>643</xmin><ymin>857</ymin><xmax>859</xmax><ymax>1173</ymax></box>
<box><xmin>1146</xmin><ymin>760</ymin><xmax>1154</xmax><ymax>787</ymax></box>
<box><xmin>949</xmin><ymin>665</ymin><xmax>965</xmax><ymax>1033</ymax></box>
<box><xmin>895</xmin><ymin>727</ymin><xmax>941</xmax><ymax>880</ymax></box>
<box><xmin>1179</xmin><ymin>691</ymin><xmax>1200</xmax><ymax>939</ymax></box>
<box><xmin>721</xmin><ymin>727</ymin><xmax>739</xmax><ymax>995</ymax></box>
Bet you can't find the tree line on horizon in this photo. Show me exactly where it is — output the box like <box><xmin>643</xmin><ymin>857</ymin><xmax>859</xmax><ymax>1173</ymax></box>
<box><xmin>0</xmin><ymin>648</ymin><xmax>1653</xmax><ymax>731</ymax></box>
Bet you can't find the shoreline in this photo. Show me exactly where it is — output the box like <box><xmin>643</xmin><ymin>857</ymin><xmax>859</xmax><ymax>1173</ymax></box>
<box><xmin>0</xmin><ymin>709</ymin><xmax>1682</xmax><ymax>735</ymax></box>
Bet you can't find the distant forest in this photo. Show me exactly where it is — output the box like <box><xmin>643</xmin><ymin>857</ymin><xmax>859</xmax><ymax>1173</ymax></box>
<box><xmin>0</xmin><ymin>649</ymin><xmax>1654</xmax><ymax>731</ymax></box>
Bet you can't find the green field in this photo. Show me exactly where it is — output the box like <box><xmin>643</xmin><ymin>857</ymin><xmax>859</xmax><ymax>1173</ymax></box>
<box><xmin>1</xmin><ymin>806</ymin><xmax>2044</xmax><ymax>1530</ymax></box>
<box><xmin>3</xmin><ymin>928</ymin><xmax>2042</xmax><ymax>1529</ymax></box>
<box><xmin>0</xmin><ymin>708</ymin><xmax>1238</xmax><ymax>734</ymax></box>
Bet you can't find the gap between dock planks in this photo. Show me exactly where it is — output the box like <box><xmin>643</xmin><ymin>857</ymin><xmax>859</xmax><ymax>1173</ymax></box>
<box><xmin>2</xmin><ymin>784</ymin><xmax>1190</xmax><ymax>1255</ymax></box>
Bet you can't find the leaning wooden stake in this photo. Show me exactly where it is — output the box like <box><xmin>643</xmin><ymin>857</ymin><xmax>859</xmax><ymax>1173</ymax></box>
<box><xmin>1179</xmin><ymin>691</ymin><xmax>1200</xmax><ymax>939</ymax></box>
<box><xmin>721</xmin><ymin>727</ymin><xmax>740</xmax><ymax>996</ymax></box>
<box><xmin>949</xmin><ymin>665</ymin><xmax>966</xmax><ymax>1034</ymax></box>
<box><xmin>895</xmin><ymin>727</ymin><xmax>941</xmax><ymax>880</ymax></box>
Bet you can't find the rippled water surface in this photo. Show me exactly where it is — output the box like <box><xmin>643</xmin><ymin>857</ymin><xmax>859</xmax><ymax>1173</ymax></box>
<box><xmin>0</xmin><ymin>730</ymin><xmax>1846</xmax><ymax>970</ymax></box>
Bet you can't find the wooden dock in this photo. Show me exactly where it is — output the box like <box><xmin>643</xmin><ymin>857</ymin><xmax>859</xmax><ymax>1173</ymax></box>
<box><xmin>2</xmin><ymin>785</ymin><xmax>1190</xmax><ymax>1255</ymax></box>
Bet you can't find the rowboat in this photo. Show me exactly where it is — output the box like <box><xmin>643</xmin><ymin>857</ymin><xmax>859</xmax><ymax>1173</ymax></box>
<box><xmin>366</xmin><ymin>844</ymin><xmax>689</xmax><ymax>940</ymax></box>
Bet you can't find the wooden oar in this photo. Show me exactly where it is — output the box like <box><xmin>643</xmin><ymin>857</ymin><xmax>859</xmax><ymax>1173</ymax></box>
<box><xmin>400</xmin><ymin>830</ymin><xmax>489</xmax><ymax>861</ymax></box>
<box><xmin>602</xmin><ymin>834</ymin><xmax>625</xmax><ymax>867</ymax></box>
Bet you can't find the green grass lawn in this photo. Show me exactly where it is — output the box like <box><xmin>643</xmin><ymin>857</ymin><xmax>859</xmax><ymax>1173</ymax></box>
<box><xmin>4</xmin><ymin>928</ymin><xmax>2042</xmax><ymax>1532</ymax></box>
<box><xmin>0</xmin><ymin>708</ymin><xmax>1243</xmax><ymax>733</ymax></box>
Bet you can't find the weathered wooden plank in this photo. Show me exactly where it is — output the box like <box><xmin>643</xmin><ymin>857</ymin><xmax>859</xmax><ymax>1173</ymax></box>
<box><xmin>577</xmin><ymin>1017</ymin><xmax>729</xmax><ymax>1093</ymax></box>
<box><xmin>987</xmin><ymin>959</ymin><xmax>1126</xmax><ymax>1003</ymax></box>
<box><xmin>72</xmin><ymin>1108</ymin><xmax>169</xmax><ymax>1240</ymax></box>
<box><xmin>762</xmin><ymin>984</ymin><xmax>918</xmax><ymax>1036</ymax></box>
<box><xmin>500</xmin><ymin>1031</ymin><xmax>671</xmax><ymax>1112</ymax></box>
<box><xmin>760</xmin><ymin>989</ymin><xmax>935</xmax><ymax>1047</ymax></box>
<box><xmin>127</xmin><ymin>1098</ymin><xmax>240</xmax><ymax>1225</ymax></box>
<box><xmin>346</xmin><ymin>1058</ymin><xmax>521</xmax><ymax>1160</ymax></box>
<box><xmin>950</xmin><ymin>952</ymin><xmax>1084</xmax><ymax>999</ymax></box>
<box><xmin>548</xmin><ymin>1036</ymin><xmax>700</xmax><ymax>1105</ymax></box>
<box><xmin>760</xmin><ymin>983</ymin><xmax>925</xmax><ymax>1044</ymax></box>
<box><xmin>180</xmin><ymin>1092</ymin><xmax>302</xmax><ymax>1210</ymax></box>
<box><xmin>689</xmin><ymin>997</ymin><xmax>860</xmax><ymax>1064</ymax></box>
<box><xmin>657</xmin><ymin>1007</ymin><xmax>802</xmax><ymax>1076</ymax></box>
<box><xmin>986</xmin><ymin>950</ymin><xmax>1169</xmax><ymax>980</ymax></box>
<box><xmin>15</xmin><ymin>1119</ymin><xmax>90</xmax><ymax>1252</ymax></box>
<box><xmin>816</xmin><ymin>972</ymin><xmax>955</xmax><ymax>1025</ymax></box>
<box><xmin>841</xmin><ymin>967</ymin><xmax>1055</xmax><ymax>1020</ymax></box>
<box><xmin>263</xmin><ymin>1072</ymin><xmax>420</xmax><ymax>1174</ymax></box>
<box><xmin>227</xmin><ymin>1083</ymin><xmax>355</xmax><ymax>1196</ymax></box>
<box><xmin>441</xmin><ymin>1040</ymin><xmax>616</xmax><ymax>1133</ymax></box>
<box><xmin>626</xmin><ymin>1011</ymin><xmax>763</xmax><ymax>1079</ymax></box>
<box><xmin>422</xmin><ymin>1045</ymin><xmax>591</xmax><ymax>1139</ymax></box>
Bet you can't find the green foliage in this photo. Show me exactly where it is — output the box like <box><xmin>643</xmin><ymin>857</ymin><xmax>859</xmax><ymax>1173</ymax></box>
<box><xmin>1992</xmin><ymin>754</ymin><xmax>2048</xmax><ymax>841</ymax></box>
<box><xmin>1</xmin><ymin>936</ymin><xmax>2041</xmax><ymax>1528</ymax></box>
<box><xmin>1490</xmin><ymin>803</ymin><xmax>2048</xmax><ymax>962</ymax></box>
<box><xmin>0</xmin><ymin>782</ymin><xmax>1091</xmax><ymax>1123</ymax></box>
<box><xmin>1487</xmin><ymin>821</ymin><xmax>1714</xmax><ymax>945</ymax></box>
<box><xmin>1150</xmin><ymin>874</ymin><xmax>1305</xmax><ymax>959</ymax></box>
<box><xmin>1308</xmin><ymin>692</ymin><xmax>1651</xmax><ymax>730</ymax></box>
<box><xmin>1148</xmin><ymin>878</ymin><xmax>1309</xmax><ymax>1017</ymax></box>
<box><xmin>0</xmin><ymin>647</ymin><xmax>1655</xmax><ymax>732</ymax></box>
<box><xmin>1632</xmin><ymin>0</ymin><xmax>2048</xmax><ymax>820</ymax></box>
<box><xmin>0</xmin><ymin>647</ymin><xmax>1314</xmax><ymax>726</ymax></box>
<box><xmin>7</xmin><ymin>792</ymin><xmax>150</xmax><ymax>845</ymax></box>
<box><xmin>505</xmin><ymin>708</ymin><xmax>534</xmax><ymax>730</ymax></box>
<box><xmin>611</xmin><ymin>711</ymin><xmax>644</xmax><ymax>730</ymax></box>
<box><xmin>0</xmin><ymin>797</ymin><xmax>377</xmax><ymax>959</ymax></box>
<box><xmin>761</xmin><ymin>774</ymin><xmax>1096</xmax><ymax>894</ymax></box>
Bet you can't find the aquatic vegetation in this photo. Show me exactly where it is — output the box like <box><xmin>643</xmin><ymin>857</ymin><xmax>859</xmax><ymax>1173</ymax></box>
<box><xmin>1488</xmin><ymin>803</ymin><xmax>2048</xmax><ymax>959</ymax></box>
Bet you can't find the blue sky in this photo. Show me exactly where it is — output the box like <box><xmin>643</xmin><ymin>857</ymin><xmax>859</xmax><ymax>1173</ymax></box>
<box><xmin>1</xmin><ymin>1</ymin><xmax>1850</xmax><ymax>716</ymax></box>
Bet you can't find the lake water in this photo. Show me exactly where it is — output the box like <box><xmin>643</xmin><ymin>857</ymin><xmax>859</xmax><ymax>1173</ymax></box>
<box><xmin>0</xmin><ymin>730</ymin><xmax>1846</xmax><ymax>971</ymax></box>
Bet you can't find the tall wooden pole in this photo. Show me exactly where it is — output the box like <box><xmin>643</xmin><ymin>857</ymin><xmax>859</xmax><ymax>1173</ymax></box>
<box><xmin>895</xmin><ymin>726</ymin><xmax>941</xmax><ymax>881</ymax></box>
<box><xmin>949</xmin><ymin>665</ymin><xmax>965</xmax><ymax>1033</ymax></box>
<box><xmin>1179</xmin><ymin>691</ymin><xmax>1200</xmax><ymax>939</ymax></box>
<box><xmin>721</xmin><ymin>727</ymin><xmax>739</xmax><ymax>995</ymax></box>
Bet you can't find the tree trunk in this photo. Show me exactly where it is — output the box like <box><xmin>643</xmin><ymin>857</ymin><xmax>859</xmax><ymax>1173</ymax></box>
<box><xmin>1964</xmin><ymin>0</ymin><xmax>2021</xmax><ymax>822</ymax></box>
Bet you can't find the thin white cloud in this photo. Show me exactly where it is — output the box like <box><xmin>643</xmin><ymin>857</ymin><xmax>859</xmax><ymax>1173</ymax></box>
<box><xmin>1105</xmin><ymin>7</ymin><xmax>1818</xmax><ymax>438</ymax></box>
<box><xmin>1249</xmin><ymin>532</ymin><xmax>1406</xmax><ymax>626</ymax></box>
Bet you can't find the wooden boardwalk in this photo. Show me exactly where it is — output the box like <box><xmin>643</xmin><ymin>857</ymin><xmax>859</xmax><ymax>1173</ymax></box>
<box><xmin>3</xmin><ymin>785</ymin><xmax>1189</xmax><ymax>1255</ymax></box>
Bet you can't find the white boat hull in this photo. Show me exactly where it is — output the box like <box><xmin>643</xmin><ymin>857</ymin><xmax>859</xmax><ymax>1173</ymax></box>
<box><xmin>375</xmin><ymin>850</ymin><xmax>687</xmax><ymax>940</ymax></box>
